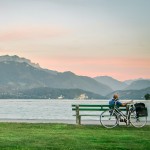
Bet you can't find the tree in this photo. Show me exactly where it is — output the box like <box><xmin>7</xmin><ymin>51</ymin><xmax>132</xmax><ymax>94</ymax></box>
<box><xmin>144</xmin><ymin>93</ymin><xmax>150</xmax><ymax>100</ymax></box>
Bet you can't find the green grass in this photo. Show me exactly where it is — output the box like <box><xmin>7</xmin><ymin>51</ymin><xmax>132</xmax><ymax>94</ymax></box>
<box><xmin>0</xmin><ymin>123</ymin><xmax>149</xmax><ymax>150</ymax></box>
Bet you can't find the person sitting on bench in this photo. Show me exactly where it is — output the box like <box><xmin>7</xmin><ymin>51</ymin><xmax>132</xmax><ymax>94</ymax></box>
<box><xmin>109</xmin><ymin>94</ymin><xmax>132</xmax><ymax>107</ymax></box>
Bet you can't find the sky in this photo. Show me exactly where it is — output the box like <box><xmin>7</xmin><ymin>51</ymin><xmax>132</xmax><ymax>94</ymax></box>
<box><xmin>0</xmin><ymin>0</ymin><xmax>150</xmax><ymax>81</ymax></box>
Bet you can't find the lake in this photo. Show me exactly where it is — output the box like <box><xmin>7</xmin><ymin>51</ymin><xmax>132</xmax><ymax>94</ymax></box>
<box><xmin>0</xmin><ymin>99</ymin><xmax>149</xmax><ymax>123</ymax></box>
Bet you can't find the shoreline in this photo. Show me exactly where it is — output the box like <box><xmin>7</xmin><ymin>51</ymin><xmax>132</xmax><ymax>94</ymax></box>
<box><xmin>0</xmin><ymin>119</ymin><xmax>76</xmax><ymax>124</ymax></box>
<box><xmin>0</xmin><ymin>119</ymin><xmax>105</xmax><ymax>125</ymax></box>
<box><xmin>0</xmin><ymin>119</ymin><xmax>150</xmax><ymax>125</ymax></box>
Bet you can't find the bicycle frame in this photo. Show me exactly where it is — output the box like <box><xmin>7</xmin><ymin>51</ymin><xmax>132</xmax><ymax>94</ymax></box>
<box><xmin>110</xmin><ymin>102</ymin><xmax>134</xmax><ymax>125</ymax></box>
<box><xmin>111</xmin><ymin>107</ymin><xmax>129</xmax><ymax>125</ymax></box>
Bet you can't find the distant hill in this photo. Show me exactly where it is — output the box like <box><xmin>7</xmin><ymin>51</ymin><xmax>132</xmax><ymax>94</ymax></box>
<box><xmin>125</xmin><ymin>79</ymin><xmax>150</xmax><ymax>90</ymax></box>
<box><xmin>106</xmin><ymin>87</ymin><xmax>150</xmax><ymax>100</ymax></box>
<box><xmin>0</xmin><ymin>55</ymin><xmax>112</xmax><ymax>96</ymax></box>
<box><xmin>94</xmin><ymin>76</ymin><xmax>127</xmax><ymax>91</ymax></box>
<box><xmin>123</xmin><ymin>78</ymin><xmax>148</xmax><ymax>85</ymax></box>
<box><xmin>0</xmin><ymin>87</ymin><xmax>104</xmax><ymax>99</ymax></box>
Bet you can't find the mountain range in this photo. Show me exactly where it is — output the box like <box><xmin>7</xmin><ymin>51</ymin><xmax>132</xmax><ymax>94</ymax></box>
<box><xmin>0</xmin><ymin>55</ymin><xmax>149</xmax><ymax>99</ymax></box>
<box><xmin>94</xmin><ymin>76</ymin><xmax>150</xmax><ymax>91</ymax></box>
<box><xmin>94</xmin><ymin>76</ymin><xmax>127</xmax><ymax>91</ymax></box>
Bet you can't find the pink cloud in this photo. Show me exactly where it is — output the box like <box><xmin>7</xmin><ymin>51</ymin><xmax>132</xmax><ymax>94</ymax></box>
<box><xmin>42</xmin><ymin>56</ymin><xmax>149</xmax><ymax>67</ymax></box>
<box><xmin>0</xmin><ymin>26</ymin><xmax>70</xmax><ymax>41</ymax></box>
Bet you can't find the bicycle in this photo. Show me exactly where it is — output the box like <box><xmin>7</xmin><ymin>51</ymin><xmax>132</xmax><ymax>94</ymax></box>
<box><xmin>100</xmin><ymin>101</ymin><xmax>147</xmax><ymax>128</ymax></box>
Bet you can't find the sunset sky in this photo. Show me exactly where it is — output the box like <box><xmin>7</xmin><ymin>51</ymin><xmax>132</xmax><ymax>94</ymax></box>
<box><xmin>0</xmin><ymin>0</ymin><xmax>150</xmax><ymax>81</ymax></box>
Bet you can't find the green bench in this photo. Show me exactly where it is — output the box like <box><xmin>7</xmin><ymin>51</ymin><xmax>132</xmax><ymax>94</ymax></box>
<box><xmin>72</xmin><ymin>104</ymin><xmax>127</xmax><ymax>125</ymax></box>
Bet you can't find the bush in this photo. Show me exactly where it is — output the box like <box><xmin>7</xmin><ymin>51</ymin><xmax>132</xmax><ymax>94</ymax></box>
<box><xmin>144</xmin><ymin>93</ymin><xmax>150</xmax><ymax>100</ymax></box>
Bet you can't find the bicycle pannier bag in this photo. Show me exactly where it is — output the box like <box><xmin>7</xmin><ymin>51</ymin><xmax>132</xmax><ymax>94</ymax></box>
<box><xmin>134</xmin><ymin>103</ymin><xmax>148</xmax><ymax>117</ymax></box>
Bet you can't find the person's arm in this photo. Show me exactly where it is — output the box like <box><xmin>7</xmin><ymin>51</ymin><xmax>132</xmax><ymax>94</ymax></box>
<box><xmin>121</xmin><ymin>103</ymin><xmax>128</xmax><ymax>106</ymax></box>
<box><xmin>121</xmin><ymin>100</ymin><xmax>133</xmax><ymax>106</ymax></box>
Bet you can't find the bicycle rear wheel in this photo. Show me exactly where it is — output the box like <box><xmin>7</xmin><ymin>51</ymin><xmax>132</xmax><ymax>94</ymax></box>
<box><xmin>100</xmin><ymin>110</ymin><xmax>118</xmax><ymax>128</ymax></box>
<box><xmin>130</xmin><ymin>111</ymin><xmax>147</xmax><ymax>128</ymax></box>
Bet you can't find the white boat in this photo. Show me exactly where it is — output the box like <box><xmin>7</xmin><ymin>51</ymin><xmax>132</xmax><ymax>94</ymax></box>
<box><xmin>58</xmin><ymin>95</ymin><xmax>64</xmax><ymax>99</ymax></box>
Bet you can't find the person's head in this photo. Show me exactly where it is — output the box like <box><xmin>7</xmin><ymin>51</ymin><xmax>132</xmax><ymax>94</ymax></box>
<box><xmin>113</xmin><ymin>94</ymin><xmax>119</xmax><ymax>100</ymax></box>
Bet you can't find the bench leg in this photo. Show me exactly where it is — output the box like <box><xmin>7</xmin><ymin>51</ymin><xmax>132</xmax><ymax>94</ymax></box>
<box><xmin>76</xmin><ymin>115</ymin><xmax>81</xmax><ymax>125</ymax></box>
<box><xmin>75</xmin><ymin>105</ymin><xmax>81</xmax><ymax>125</ymax></box>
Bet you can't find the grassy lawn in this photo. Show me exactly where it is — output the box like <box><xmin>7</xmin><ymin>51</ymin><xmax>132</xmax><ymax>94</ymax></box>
<box><xmin>0</xmin><ymin>123</ymin><xmax>149</xmax><ymax>150</ymax></box>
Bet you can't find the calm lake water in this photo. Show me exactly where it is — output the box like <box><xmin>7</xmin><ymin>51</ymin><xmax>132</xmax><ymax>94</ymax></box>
<box><xmin>0</xmin><ymin>99</ymin><xmax>149</xmax><ymax>121</ymax></box>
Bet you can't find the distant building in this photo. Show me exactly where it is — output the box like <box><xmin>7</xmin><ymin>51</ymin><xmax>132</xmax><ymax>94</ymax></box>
<box><xmin>77</xmin><ymin>93</ymin><xmax>88</xmax><ymax>100</ymax></box>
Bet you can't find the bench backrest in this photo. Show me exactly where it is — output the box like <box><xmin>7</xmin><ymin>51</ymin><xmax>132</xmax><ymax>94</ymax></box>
<box><xmin>72</xmin><ymin>104</ymin><xmax>127</xmax><ymax>111</ymax></box>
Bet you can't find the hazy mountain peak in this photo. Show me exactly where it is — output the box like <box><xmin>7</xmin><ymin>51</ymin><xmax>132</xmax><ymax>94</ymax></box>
<box><xmin>0</xmin><ymin>55</ymin><xmax>40</xmax><ymax>69</ymax></box>
<box><xmin>94</xmin><ymin>76</ymin><xmax>127</xmax><ymax>91</ymax></box>
<box><xmin>125</xmin><ymin>79</ymin><xmax>150</xmax><ymax>90</ymax></box>
<box><xmin>63</xmin><ymin>71</ymin><xmax>76</xmax><ymax>75</ymax></box>
<box><xmin>124</xmin><ymin>78</ymin><xmax>150</xmax><ymax>85</ymax></box>
<box><xmin>95</xmin><ymin>76</ymin><xmax>119</xmax><ymax>81</ymax></box>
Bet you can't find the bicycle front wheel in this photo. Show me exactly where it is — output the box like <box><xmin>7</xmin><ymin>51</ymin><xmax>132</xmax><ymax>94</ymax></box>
<box><xmin>100</xmin><ymin>110</ymin><xmax>118</xmax><ymax>128</ymax></box>
<box><xmin>130</xmin><ymin>111</ymin><xmax>147</xmax><ymax>128</ymax></box>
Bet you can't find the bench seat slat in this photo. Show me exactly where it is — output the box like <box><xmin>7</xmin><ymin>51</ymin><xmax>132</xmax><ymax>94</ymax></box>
<box><xmin>73</xmin><ymin>114</ymin><xmax>100</xmax><ymax>116</ymax></box>
<box><xmin>72</xmin><ymin>108</ymin><xmax>108</xmax><ymax>111</ymax></box>
<box><xmin>72</xmin><ymin>104</ymin><xmax>110</xmax><ymax>107</ymax></box>
<box><xmin>72</xmin><ymin>108</ymin><xmax>127</xmax><ymax>111</ymax></box>
<box><xmin>72</xmin><ymin>105</ymin><xmax>126</xmax><ymax>108</ymax></box>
